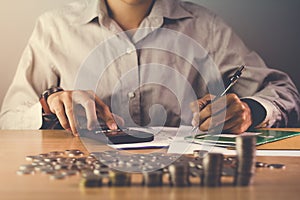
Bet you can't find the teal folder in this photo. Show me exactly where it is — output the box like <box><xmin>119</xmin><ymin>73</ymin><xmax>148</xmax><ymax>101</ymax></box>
<box><xmin>185</xmin><ymin>130</ymin><xmax>300</xmax><ymax>148</ymax></box>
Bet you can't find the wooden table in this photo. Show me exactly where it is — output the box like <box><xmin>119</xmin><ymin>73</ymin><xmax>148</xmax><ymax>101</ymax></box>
<box><xmin>0</xmin><ymin>129</ymin><xmax>300</xmax><ymax>200</ymax></box>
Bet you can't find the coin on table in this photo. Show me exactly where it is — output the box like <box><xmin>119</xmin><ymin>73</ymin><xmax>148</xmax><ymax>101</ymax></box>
<box><xmin>19</xmin><ymin>164</ymin><xmax>35</xmax><ymax>171</ymax></box>
<box><xmin>267</xmin><ymin>164</ymin><xmax>286</xmax><ymax>169</ymax></box>
<box><xmin>26</xmin><ymin>155</ymin><xmax>43</xmax><ymax>162</ymax></box>
<box><xmin>65</xmin><ymin>149</ymin><xmax>84</xmax><ymax>157</ymax></box>
<box><xmin>16</xmin><ymin>169</ymin><xmax>35</xmax><ymax>175</ymax></box>
<box><xmin>50</xmin><ymin>172</ymin><xmax>66</xmax><ymax>180</ymax></box>
<box><xmin>49</xmin><ymin>151</ymin><xmax>65</xmax><ymax>157</ymax></box>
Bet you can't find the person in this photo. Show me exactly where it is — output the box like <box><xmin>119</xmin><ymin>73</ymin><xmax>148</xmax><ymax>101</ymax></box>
<box><xmin>0</xmin><ymin>0</ymin><xmax>299</xmax><ymax>136</ymax></box>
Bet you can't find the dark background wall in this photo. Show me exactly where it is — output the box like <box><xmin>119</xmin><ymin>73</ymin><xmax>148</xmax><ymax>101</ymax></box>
<box><xmin>192</xmin><ymin>0</ymin><xmax>300</xmax><ymax>92</ymax></box>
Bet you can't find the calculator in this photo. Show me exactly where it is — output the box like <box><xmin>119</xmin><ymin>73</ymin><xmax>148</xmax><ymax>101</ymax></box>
<box><xmin>79</xmin><ymin>126</ymin><xmax>154</xmax><ymax>145</ymax></box>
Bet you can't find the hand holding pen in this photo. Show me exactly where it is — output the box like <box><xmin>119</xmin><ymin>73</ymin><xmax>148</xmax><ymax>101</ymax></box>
<box><xmin>190</xmin><ymin>66</ymin><xmax>253</xmax><ymax>134</ymax></box>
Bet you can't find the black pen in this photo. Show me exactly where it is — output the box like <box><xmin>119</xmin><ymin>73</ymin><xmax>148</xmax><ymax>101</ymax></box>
<box><xmin>212</xmin><ymin>65</ymin><xmax>245</xmax><ymax>102</ymax></box>
<box><xmin>192</xmin><ymin>65</ymin><xmax>245</xmax><ymax>132</ymax></box>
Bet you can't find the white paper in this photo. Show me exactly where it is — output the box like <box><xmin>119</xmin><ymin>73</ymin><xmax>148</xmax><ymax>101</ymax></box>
<box><xmin>167</xmin><ymin>139</ymin><xmax>300</xmax><ymax>157</ymax></box>
<box><xmin>110</xmin><ymin>126</ymin><xmax>300</xmax><ymax>157</ymax></box>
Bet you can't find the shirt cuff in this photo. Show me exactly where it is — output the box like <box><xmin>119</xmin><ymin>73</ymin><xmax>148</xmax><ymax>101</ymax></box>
<box><xmin>241</xmin><ymin>96</ymin><xmax>282</xmax><ymax>128</ymax></box>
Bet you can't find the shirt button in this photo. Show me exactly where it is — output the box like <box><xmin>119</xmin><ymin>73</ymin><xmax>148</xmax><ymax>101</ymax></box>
<box><xmin>128</xmin><ymin>92</ymin><xmax>136</xmax><ymax>99</ymax></box>
<box><xmin>126</xmin><ymin>48</ymin><xmax>134</xmax><ymax>54</ymax></box>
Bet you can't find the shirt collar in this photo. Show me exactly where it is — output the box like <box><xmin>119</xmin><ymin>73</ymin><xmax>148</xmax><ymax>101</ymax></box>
<box><xmin>75</xmin><ymin>0</ymin><xmax>105</xmax><ymax>25</ymax></box>
<box><xmin>75</xmin><ymin>0</ymin><xmax>193</xmax><ymax>25</ymax></box>
<box><xmin>149</xmin><ymin>0</ymin><xmax>193</xmax><ymax>20</ymax></box>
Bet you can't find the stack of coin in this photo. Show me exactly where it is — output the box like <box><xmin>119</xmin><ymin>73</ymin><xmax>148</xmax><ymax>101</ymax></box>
<box><xmin>142</xmin><ymin>170</ymin><xmax>163</xmax><ymax>187</ymax></box>
<box><xmin>108</xmin><ymin>169</ymin><xmax>131</xmax><ymax>186</ymax></box>
<box><xmin>80</xmin><ymin>174</ymin><xmax>102</xmax><ymax>188</ymax></box>
<box><xmin>202</xmin><ymin>153</ymin><xmax>223</xmax><ymax>187</ymax></box>
<box><xmin>235</xmin><ymin>135</ymin><xmax>256</xmax><ymax>186</ymax></box>
<box><xmin>168</xmin><ymin>162</ymin><xmax>190</xmax><ymax>187</ymax></box>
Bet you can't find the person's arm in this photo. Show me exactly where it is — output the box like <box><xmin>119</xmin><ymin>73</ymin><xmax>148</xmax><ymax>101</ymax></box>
<box><xmin>211</xmin><ymin>14</ymin><xmax>300</xmax><ymax>128</ymax></box>
<box><xmin>0</xmin><ymin>16</ymin><xmax>60</xmax><ymax>130</ymax></box>
<box><xmin>191</xmin><ymin>14</ymin><xmax>300</xmax><ymax>133</ymax></box>
<box><xmin>0</xmin><ymin>14</ymin><xmax>119</xmax><ymax>134</ymax></box>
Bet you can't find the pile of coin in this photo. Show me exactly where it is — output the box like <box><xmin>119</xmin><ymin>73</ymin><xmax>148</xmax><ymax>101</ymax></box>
<box><xmin>142</xmin><ymin>170</ymin><xmax>163</xmax><ymax>187</ymax></box>
<box><xmin>17</xmin><ymin>150</ymin><xmax>89</xmax><ymax>179</ymax></box>
<box><xmin>17</xmin><ymin>147</ymin><xmax>286</xmax><ymax>188</ymax></box>
<box><xmin>108</xmin><ymin>169</ymin><xmax>131</xmax><ymax>186</ymax></box>
<box><xmin>235</xmin><ymin>135</ymin><xmax>256</xmax><ymax>186</ymax></box>
<box><xmin>202</xmin><ymin>153</ymin><xmax>224</xmax><ymax>187</ymax></box>
<box><xmin>168</xmin><ymin>162</ymin><xmax>190</xmax><ymax>187</ymax></box>
<box><xmin>80</xmin><ymin>174</ymin><xmax>102</xmax><ymax>187</ymax></box>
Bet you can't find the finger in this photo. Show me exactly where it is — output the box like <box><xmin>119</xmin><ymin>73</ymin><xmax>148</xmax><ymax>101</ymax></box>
<box><xmin>82</xmin><ymin>99</ymin><xmax>99</xmax><ymax>130</ymax></box>
<box><xmin>227</xmin><ymin>124</ymin><xmax>248</xmax><ymax>134</ymax></box>
<box><xmin>214</xmin><ymin>95</ymin><xmax>251</xmax><ymax>130</ymax></box>
<box><xmin>51</xmin><ymin>101</ymin><xmax>71</xmax><ymax>132</ymax></box>
<box><xmin>199</xmin><ymin>93</ymin><xmax>243</xmax><ymax>126</ymax></box>
<box><xmin>198</xmin><ymin>94</ymin><xmax>215</xmax><ymax>109</ymax></box>
<box><xmin>208</xmin><ymin>103</ymin><xmax>252</xmax><ymax>134</ymax></box>
<box><xmin>73</xmin><ymin>91</ymin><xmax>99</xmax><ymax>131</ymax></box>
<box><xmin>47</xmin><ymin>92</ymin><xmax>74</xmax><ymax>134</ymax></box>
<box><xmin>221</xmin><ymin>107</ymin><xmax>252</xmax><ymax>134</ymax></box>
<box><xmin>198</xmin><ymin>104</ymin><xmax>225</xmax><ymax>128</ymax></box>
<box><xmin>190</xmin><ymin>94</ymin><xmax>215</xmax><ymax>113</ymax></box>
<box><xmin>94</xmin><ymin>103</ymin><xmax>117</xmax><ymax>130</ymax></box>
<box><xmin>198</xmin><ymin>99</ymin><xmax>239</xmax><ymax>132</ymax></box>
<box><xmin>90</xmin><ymin>93</ymin><xmax>118</xmax><ymax>130</ymax></box>
<box><xmin>103</xmin><ymin>108</ymin><xmax>118</xmax><ymax>130</ymax></box>
<box><xmin>197</xmin><ymin>96</ymin><xmax>227</xmax><ymax>125</ymax></box>
<box><xmin>204</xmin><ymin>114</ymin><xmax>241</xmax><ymax>134</ymax></box>
<box><xmin>221</xmin><ymin>118</ymin><xmax>247</xmax><ymax>134</ymax></box>
<box><xmin>211</xmin><ymin>102</ymin><xmax>243</xmax><ymax>128</ymax></box>
<box><xmin>62</xmin><ymin>97</ymin><xmax>79</xmax><ymax>136</ymax></box>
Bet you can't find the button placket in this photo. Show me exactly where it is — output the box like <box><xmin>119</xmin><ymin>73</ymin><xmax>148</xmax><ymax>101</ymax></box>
<box><xmin>116</xmin><ymin>41</ymin><xmax>141</xmax><ymax>125</ymax></box>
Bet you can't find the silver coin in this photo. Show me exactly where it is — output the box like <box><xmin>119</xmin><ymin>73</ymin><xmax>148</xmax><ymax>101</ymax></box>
<box><xmin>49</xmin><ymin>151</ymin><xmax>65</xmax><ymax>157</ymax></box>
<box><xmin>16</xmin><ymin>169</ymin><xmax>35</xmax><ymax>175</ymax></box>
<box><xmin>50</xmin><ymin>172</ymin><xmax>66</xmax><ymax>180</ymax></box>
<box><xmin>65</xmin><ymin>170</ymin><xmax>79</xmax><ymax>176</ymax></box>
<box><xmin>26</xmin><ymin>156</ymin><xmax>43</xmax><ymax>162</ymax></box>
<box><xmin>19</xmin><ymin>164</ymin><xmax>35</xmax><ymax>171</ymax></box>
<box><xmin>267</xmin><ymin>164</ymin><xmax>286</xmax><ymax>169</ymax></box>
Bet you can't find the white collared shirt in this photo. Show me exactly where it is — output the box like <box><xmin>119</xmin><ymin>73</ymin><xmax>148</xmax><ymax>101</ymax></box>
<box><xmin>0</xmin><ymin>0</ymin><xmax>299</xmax><ymax>129</ymax></box>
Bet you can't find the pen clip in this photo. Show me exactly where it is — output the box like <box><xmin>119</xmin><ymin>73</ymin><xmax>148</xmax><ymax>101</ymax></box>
<box><xmin>229</xmin><ymin>65</ymin><xmax>245</xmax><ymax>83</ymax></box>
<box><xmin>218</xmin><ymin>65</ymin><xmax>245</xmax><ymax>97</ymax></box>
